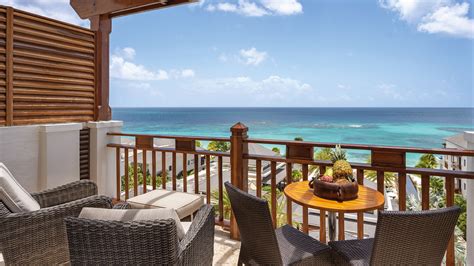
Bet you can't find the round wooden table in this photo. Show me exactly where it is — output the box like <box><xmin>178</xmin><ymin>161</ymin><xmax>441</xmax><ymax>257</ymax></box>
<box><xmin>284</xmin><ymin>181</ymin><xmax>384</xmax><ymax>241</ymax></box>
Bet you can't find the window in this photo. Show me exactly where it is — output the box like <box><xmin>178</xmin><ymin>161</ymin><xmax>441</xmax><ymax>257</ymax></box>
<box><xmin>464</xmin><ymin>159</ymin><xmax>467</xmax><ymax>167</ymax></box>
<box><xmin>169</xmin><ymin>165</ymin><xmax>171</xmax><ymax>171</ymax></box>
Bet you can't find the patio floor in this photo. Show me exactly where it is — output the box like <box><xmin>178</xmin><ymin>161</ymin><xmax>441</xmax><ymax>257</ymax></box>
<box><xmin>213</xmin><ymin>227</ymin><xmax>240</xmax><ymax>265</ymax></box>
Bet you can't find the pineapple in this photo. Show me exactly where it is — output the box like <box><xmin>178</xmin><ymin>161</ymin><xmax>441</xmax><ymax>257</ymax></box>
<box><xmin>330</xmin><ymin>144</ymin><xmax>353</xmax><ymax>181</ymax></box>
<box><xmin>333</xmin><ymin>160</ymin><xmax>353</xmax><ymax>181</ymax></box>
<box><xmin>330</xmin><ymin>144</ymin><xmax>347</xmax><ymax>163</ymax></box>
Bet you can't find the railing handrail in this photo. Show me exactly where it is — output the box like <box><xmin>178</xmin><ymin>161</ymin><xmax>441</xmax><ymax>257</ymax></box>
<box><xmin>246</xmin><ymin>138</ymin><xmax>474</xmax><ymax>157</ymax></box>
<box><xmin>107</xmin><ymin>143</ymin><xmax>231</xmax><ymax>157</ymax></box>
<box><xmin>107</xmin><ymin>132</ymin><xmax>229</xmax><ymax>142</ymax></box>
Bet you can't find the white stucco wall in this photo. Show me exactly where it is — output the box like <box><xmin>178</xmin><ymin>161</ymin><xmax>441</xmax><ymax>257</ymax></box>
<box><xmin>0</xmin><ymin>123</ymin><xmax>83</xmax><ymax>192</ymax></box>
<box><xmin>463</xmin><ymin>132</ymin><xmax>474</xmax><ymax>265</ymax></box>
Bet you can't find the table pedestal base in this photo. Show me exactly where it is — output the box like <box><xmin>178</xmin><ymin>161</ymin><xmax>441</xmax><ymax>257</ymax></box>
<box><xmin>328</xmin><ymin>211</ymin><xmax>337</xmax><ymax>241</ymax></box>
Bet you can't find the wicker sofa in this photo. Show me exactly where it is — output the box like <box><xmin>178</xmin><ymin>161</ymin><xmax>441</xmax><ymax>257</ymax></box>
<box><xmin>65</xmin><ymin>204</ymin><xmax>215</xmax><ymax>265</ymax></box>
<box><xmin>0</xmin><ymin>180</ymin><xmax>113</xmax><ymax>265</ymax></box>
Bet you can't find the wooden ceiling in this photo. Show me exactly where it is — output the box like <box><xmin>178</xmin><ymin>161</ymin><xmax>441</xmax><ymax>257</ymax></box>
<box><xmin>70</xmin><ymin>0</ymin><xmax>197</xmax><ymax>19</ymax></box>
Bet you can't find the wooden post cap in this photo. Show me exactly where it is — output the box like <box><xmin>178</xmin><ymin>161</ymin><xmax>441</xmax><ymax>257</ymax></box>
<box><xmin>230</xmin><ymin>122</ymin><xmax>248</xmax><ymax>134</ymax></box>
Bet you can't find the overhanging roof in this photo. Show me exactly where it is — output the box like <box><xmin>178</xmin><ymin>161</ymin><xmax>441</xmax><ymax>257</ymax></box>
<box><xmin>70</xmin><ymin>0</ymin><xmax>197</xmax><ymax>19</ymax></box>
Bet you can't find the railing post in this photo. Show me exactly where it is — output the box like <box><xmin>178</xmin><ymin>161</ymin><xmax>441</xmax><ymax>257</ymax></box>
<box><xmin>230</xmin><ymin>122</ymin><xmax>249</xmax><ymax>239</ymax></box>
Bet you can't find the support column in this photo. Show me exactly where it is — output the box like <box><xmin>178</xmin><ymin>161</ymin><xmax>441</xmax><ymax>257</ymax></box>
<box><xmin>90</xmin><ymin>15</ymin><xmax>112</xmax><ymax>121</ymax></box>
<box><xmin>88</xmin><ymin>121</ymin><xmax>123</xmax><ymax>197</ymax></box>
<box><xmin>39</xmin><ymin>123</ymin><xmax>83</xmax><ymax>190</ymax></box>
<box><xmin>463</xmin><ymin>131</ymin><xmax>474</xmax><ymax>265</ymax></box>
<box><xmin>230</xmin><ymin>122</ymin><xmax>249</xmax><ymax>239</ymax></box>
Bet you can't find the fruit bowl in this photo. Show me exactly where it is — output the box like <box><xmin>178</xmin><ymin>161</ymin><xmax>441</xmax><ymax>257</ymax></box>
<box><xmin>309</xmin><ymin>177</ymin><xmax>358</xmax><ymax>201</ymax></box>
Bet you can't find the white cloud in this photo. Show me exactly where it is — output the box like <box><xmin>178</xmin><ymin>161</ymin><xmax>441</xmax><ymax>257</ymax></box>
<box><xmin>205</xmin><ymin>0</ymin><xmax>302</xmax><ymax>17</ymax></box>
<box><xmin>260</xmin><ymin>0</ymin><xmax>302</xmax><ymax>15</ymax></box>
<box><xmin>418</xmin><ymin>3</ymin><xmax>474</xmax><ymax>38</ymax></box>
<box><xmin>379</xmin><ymin>0</ymin><xmax>474</xmax><ymax>39</ymax></box>
<box><xmin>239</xmin><ymin>47</ymin><xmax>268</xmax><ymax>66</ymax></box>
<box><xmin>3</xmin><ymin>0</ymin><xmax>88</xmax><ymax>27</ymax></box>
<box><xmin>111</xmin><ymin>47</ymin><xmax>194</xmax><ymax>81</ymax></box>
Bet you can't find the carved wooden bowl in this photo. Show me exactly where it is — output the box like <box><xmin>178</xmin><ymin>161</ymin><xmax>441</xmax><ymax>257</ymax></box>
<box><xmin>309</xmin><ymin>178</ymin><xmax>358</xmax><ymax>202</ymax></box>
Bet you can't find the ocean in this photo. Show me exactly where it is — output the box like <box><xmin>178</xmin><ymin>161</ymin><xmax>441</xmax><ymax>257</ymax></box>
<box><xmin>112</xmin><ymin>107</ymin><xmax>474</xmax><ymax>166</ymax></box>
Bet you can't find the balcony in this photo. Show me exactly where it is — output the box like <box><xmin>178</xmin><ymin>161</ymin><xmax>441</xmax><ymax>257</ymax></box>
<box><xmin>102</xmin><ymin>123</ymin><xmax>474</xmax><ymax>265</ymax></box>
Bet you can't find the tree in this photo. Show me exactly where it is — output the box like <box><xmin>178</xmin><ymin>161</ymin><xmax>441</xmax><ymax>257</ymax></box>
<box><xmin>415</xmin><ymin>154</ymin><xmax>439</xmax><ymax>169</ymax></box>
<box><xmin>294</xmin><ymin>137</ymin><xmax>304</xmax><ymax>141</ymax></box>
<box><xmin>365</xmin><ymin>156</ymin><xmax>397</xmax><ymax>187</ymax></box>
<box><xmin>207</xmin><ymin>141</ymin><xmax>231</xmax><ymax>152</ymax></box>
<box><xmin>121</xmin><ymin>163</ymin><xmax>159</xmax><ymax>191</ymax></box>
<box><xmin>314</xmin><ymin>148</ymin><xmax>332</xmax><ymax>161</ymax></box>
<box><xmin>291</xmin><ymin>170</ymin><xmax>303</xmax><ymax>182</ymax></box>
<box><xmin>195</xmin><ymin>140</ymin><xmax>202</xmax><ymax>148</ymax></box>
<box><xmin>272</xmin><ymin>147</ymin><xmax>281</xmax><ymax>155</ymax></box>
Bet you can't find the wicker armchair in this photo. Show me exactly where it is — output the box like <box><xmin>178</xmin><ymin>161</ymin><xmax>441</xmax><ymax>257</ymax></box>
<box><xmin>224</xmin><ymin>182</ymin><xmax>333</xmax><ymax>265</ymax></box>
<box><xmin>65</xmin><ymin>204</ymin><xmax>215</xmax><ymax>265</ymax></box>
<box><xmin>0</xmin><ymin>180</ymin><xmax>113</xmax><ymax>265</ymax></box>
<box><xmin>329</xmin><ymin>206</ymin><xmax>461</xmax><ymax>265</ymax></box>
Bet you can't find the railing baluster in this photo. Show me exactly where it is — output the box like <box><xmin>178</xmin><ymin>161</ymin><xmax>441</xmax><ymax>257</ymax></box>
<box><xmin>421</xmin><ymin>174</ymin><xmax>430</xmax><ymax>210</ymax></box>
<box><xmin>172</xmin><ymin>152</ymin><xmax>177</xmax><ymax>191</ymax></box>
<box><xmin>182</xmin><ymin>153</ymin><xmax>187</xmax><ymax>192</ymax></box>
<box><xmin>302</xmin><ymin>164</ymin><xmax>309</xmax><ymax>234</ymax></box>
<box><xmin>338</xmin><ymin>211</ymin><xmax>345</xmax><ymax>240</ymax></box>
<box><xmin>152</xmin><ymin>150</ymin><xmax>156</xmax><ymax>190</ymax></box>
<box><xmin>206</xmin><ymin>154</ymin><xmax>211</xmax><ymax>204</ymax></box>
<box><xmin>124</xmin><ymin>147</ymin><xmax>129</xmax><ymax>200</ymax></box>
<box><xmin>142</xmin><ymin>149</ymin><xmax>147</xmax><ymax>193</ymax></box>
<box><xmin>194</xmin><ymin>154</ymin><xmax>199</xmax><ymax>194</ymax></box>
<box><xmin>286</xmin><ymin>162</ymin><xmax>292</xmax><ymax>226</ymax></box>
<box><xmin>357</xmin><ymin>168</ymin><xmax>364</xmax><ymax>239</ymax></box>
<box><xmin>256</xmin><ymin>159</ymin><xmax>262</xmax><ymax>198</ymax></box>
<box><xmin>377</xmin><ymin>170</ymin><xmax>384</xmax><ymax>210</ymax></box>
<box><xmin>271</xmin><ymin>161</ymin><xmax>277</xmax><ymax>228</ymax></box>
<box><xmin>161</xmin><ymin>151</ymin><xmax>166</xmax><ymax>189</ymax></box>
<box><xmin>218</xmin><ymin>156</ymin><xmax>223</xmax><ymax>222</ymax></box>
<box><xmin>445</xmin><ymin>177</ymin><xmax>455</xmax><ymax>266</ymax></box>
<box><xmin>133</xmin><ymin>148</ymin><xmax>138</xmax><ymax>196</ymax></box>
<box><xmin>319</xmin><ymin>165</ymin><xmax>326</xmax><ymax>176</ymax></box>
<box><xmin>115</xmin><ymin>147</ymin><xmax>120</xmax><ymax>200</ymax></box>
<box><xmin>398</xmin><ymin>172</ymin><xmax>407</xmax><ymax>211</ymax></box>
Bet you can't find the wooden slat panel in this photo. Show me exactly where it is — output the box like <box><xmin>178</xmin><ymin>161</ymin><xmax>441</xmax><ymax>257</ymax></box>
<box><xmin>271</xmin><ymin>161</ymin><xmax>277</xmax><ymax>228</ymax></box>
<box><xmin>5</xmin><ymin>7</ymin><xmax>12</xmax><ymax>125</ymax></box>
<box><xmin>194</xmin><ymin>154</ymin><xmax>199</xmax><ymax>194</ymax></box>
<box><xmin>182</xmin><ymin>153</ymin><xmax>187</xmax><ymax>192</ymax></box>
<box><xmin>421</xmin><ymin>174</ymin><xmax>430</xmax><ymax>210</ymax></box>
<box><xmin>206</xmin><ymin>155</ymin><xmax>211</xmax><ymax>204</ymax></box>
<box><xmin>302</xmin><ymin>164</ymin><xmax>309</xmax><ymax>234</ymax></box>
<box><xmin>218</xmin><ymin>156</ymin><xmax>223</xmax><ymax>222</ymax></box>
<box><xmin>286</xmin><ymin>162</ymin><xmax>292</xmax><ymax>225</ymax></box>
<box><xmin>79</xmin><ymin>128</ymin><xmax>90</xmax><ymax>180</ymax></box>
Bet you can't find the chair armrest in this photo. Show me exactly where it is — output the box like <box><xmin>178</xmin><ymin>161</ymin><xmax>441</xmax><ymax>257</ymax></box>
<box><xmin>178</xmin><ymin>205</ymin><xmax>215</xmax><ymax>265</ymax></box>
<box><xmin>0</xmin><ymin>195</ymin><xmax>112</xmax><ymax>265</ymax></box>
<box><xmin>31</xmin><ymin>180</ymin><xmax>97</xmax><ymax>208</ymax></box>
<box><xmin>112</xmin><ymin>201</ymin><xmax>131</xmax><ymax>209</ymax></box>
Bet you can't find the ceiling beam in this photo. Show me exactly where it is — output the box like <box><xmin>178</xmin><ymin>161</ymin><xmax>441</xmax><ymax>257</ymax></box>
<box><xmin>70</xmin><ymin>0</ymin><xmax>197</xmax><ymax>19</ymax></box>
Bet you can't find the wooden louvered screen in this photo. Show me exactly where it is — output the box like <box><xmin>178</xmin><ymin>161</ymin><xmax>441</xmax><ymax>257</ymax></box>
<box><xmin>0</xmin><ymin>6</ymin><xmax>96</xmax><ymax>126</ymax></box>
<box><xmin>79</xmin><ymin>128</ymin><xmax>90</xmax><ymax>179</ymax></box>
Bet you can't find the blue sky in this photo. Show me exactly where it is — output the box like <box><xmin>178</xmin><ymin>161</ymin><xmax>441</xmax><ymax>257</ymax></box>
<box><xmin>4</xmin><ymin>0</ymin><xmax>474</xmax><ymax>107</ymax></box>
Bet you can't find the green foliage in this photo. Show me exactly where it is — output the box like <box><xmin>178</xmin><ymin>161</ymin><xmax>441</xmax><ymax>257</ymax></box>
<box><xmin>195</xmin><ymin>140</ymin><xmax>202</xmax><ymax>148</ymax></box>
<box><xmin>121</xmin><ymin>163</ymin><xmax>162</xmax><ymax>191</ymax></box>
<box><xmin>272</xmin><ymin>147</ymin><xmax>281</xmax><ymax>155</ymax></box>
<box><xmin>415</xmin><ymin>154</ymin><xmax>439</xmax><ymax>169</ymax></box>
<box><xmin>365</xmin><ymin>156</ymin><xmax>397</xmax><ymax>187</ymax></box>
<box><xmin>291</xmin><ymin>170</ymin><xmax>303</xmax><ymax>182</ymax></box>
<box><xmin>330</xmin><ymin>144</ymin><xmax>347</xmax><ymax>162</ymax></box>
<box><xmin>211</xmin><ymin>189</ymin><xmax>232</xmax><ymax>220</ymax></box>
<box><xmin>294</xmin><ymin>137</ymin><xmax>304</xmax><ymax>141</ymax></box>
<box><xmin>207</xmin><ymin>141</ymin><xmax>231</xmax><ymax>152</ymax></box>
<box><xmin>262</xmin><ymin>186</ymin><xmax>301</xmax><ymax>228</ymax></box>
<box><xmin>314</xmin><ymin>148</ymin><xmax>332</xmax><ymax>161</ymax></box>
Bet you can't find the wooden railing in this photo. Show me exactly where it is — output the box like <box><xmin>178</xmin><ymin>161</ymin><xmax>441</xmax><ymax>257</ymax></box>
<box><xmin>108</xmin><ymin>123</ymin><xmax>474</xmax><ymax>265</ymax></box>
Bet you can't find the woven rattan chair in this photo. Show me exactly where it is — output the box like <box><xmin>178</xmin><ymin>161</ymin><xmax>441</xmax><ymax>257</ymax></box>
<box><xmin>329</xmin><ymin>206</ymin><xmax>461</xmax><ymax>266</ymax></box>
<box><xmin>65</xmin><ymin>204</ymin><xmax>215</xmax><ymax>265</ymax></box>
<box><xmin>0</xmin><ymin>180</ymin><xmax>113</xmax><ymax>265</ymax></box>
<box><xmin>224</xmin><ymin>182</ymin><xmax>333</xmax><ymax>266</ymax></box>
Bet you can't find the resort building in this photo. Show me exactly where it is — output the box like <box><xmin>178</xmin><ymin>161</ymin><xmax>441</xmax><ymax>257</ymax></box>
<box><xmin>443</xmin><ymin>133</ymin><xmax>470</xmax><ymax>195</ymax></box>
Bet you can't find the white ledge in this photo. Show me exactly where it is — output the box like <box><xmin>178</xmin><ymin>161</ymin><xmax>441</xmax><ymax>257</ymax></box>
<box><xmin>38</xmin><ymin>123</ymin><xmax>83</xmax><ymax>133</ymax></box>
<box><xmin>87</xmin><ymin>120</ymin><xmax>123</xmax><ymax>129</ymax></box>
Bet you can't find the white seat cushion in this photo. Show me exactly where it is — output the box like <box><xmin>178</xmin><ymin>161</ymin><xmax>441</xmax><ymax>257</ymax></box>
<box><xmin>79</xmin><ymin>207</ymin><xmax>187</xmax><ymax>240</ymax></box>
<box><xmin>0</xmin><ymin>163</ymin><xmax>40</xmax><ymax>213</ymax></box>
<box><xmin>126</xmin><ymin>190</ymin><xmax>204</xmax><ymax>219</ymax></box>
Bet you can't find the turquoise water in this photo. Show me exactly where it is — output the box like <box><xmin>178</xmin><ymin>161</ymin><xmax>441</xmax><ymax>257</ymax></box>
<box><xmin>112</xmin><ymin>108</ymin><xmax>474</xmax><ymax>166</ymax></box>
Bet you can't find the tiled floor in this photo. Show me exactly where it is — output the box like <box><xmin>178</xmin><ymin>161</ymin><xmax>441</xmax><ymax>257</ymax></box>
<box><xmin>213</xmin><ymin>228</ymin><xmax>240</xmax><ymax>265</ymax></box>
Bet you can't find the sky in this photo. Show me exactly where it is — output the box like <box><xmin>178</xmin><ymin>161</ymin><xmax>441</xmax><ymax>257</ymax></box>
<box><xmin>3</xmin><ymin>0</ymin><xmax>474</xmax><ymax>107</ymax></box>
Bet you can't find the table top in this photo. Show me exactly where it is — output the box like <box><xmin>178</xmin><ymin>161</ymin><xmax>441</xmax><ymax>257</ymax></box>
<box><xmin>284</xmin><ymin>181</ymin><xmax>385</xmax><ymax>213</ymax></box>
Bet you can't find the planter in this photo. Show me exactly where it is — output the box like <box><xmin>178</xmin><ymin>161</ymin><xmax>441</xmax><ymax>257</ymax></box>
<box><xmin>309</xmin><ymin>178</ymin><xmax>358</xmax><ymax>201</ymax></box>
